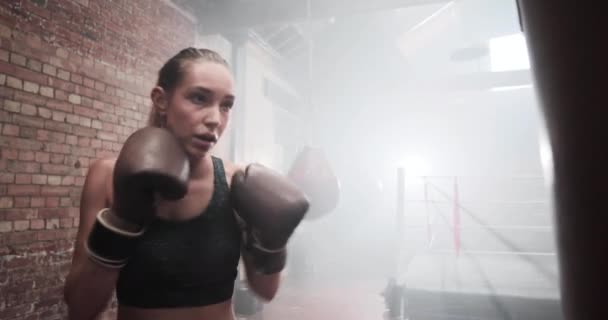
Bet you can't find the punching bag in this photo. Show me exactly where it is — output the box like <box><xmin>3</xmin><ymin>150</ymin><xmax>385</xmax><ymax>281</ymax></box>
<box><xmin>288</xmin><ymin>146</ymin><xmax>341</xmax><ymax>220</ymax></box>
<box><xmin>517</xmin><ymin>1</ymin><xmax>608</xmax><ymax>319</ymax></box>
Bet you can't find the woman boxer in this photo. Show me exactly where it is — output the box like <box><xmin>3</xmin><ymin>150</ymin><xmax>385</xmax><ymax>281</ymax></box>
<box><xmin>63</xmin><ymin>48</ymin><xmax>310</xmax><ymax>320</ymax></box>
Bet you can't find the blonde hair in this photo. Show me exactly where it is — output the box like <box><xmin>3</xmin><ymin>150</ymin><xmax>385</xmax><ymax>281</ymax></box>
<box><xmin>147</xmin><ymin>47</ymin><xmax>230</xmax><ymax>127</ymax></box>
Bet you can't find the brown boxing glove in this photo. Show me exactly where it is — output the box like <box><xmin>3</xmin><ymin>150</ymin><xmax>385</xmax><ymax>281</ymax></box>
<box><xmin>86</xmin><ymin>127</ymin><xmax>190</xmax><ymax>268</ymax></box>
<box><xmin>231</xmin><ymin>164</ymin><xmax>309</xmax><ymax>274</ymax></box>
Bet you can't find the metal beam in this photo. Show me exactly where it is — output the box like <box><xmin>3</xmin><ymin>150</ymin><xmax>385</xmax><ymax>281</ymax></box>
<box><xmin>194</xmin><ymin>0</ymin><xmax>450</xmax><ymax>35</ymax></box>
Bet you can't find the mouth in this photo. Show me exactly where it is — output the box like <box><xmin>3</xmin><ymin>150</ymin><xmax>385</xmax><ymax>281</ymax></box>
<box><xmin>192</xmin><ymin>133</ymin><xmax>217</xmax><ymax>150</ymax></box>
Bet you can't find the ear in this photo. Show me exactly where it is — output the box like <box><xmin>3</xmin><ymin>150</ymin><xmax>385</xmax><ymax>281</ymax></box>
<box><xmin>150</xmin><ymin>86</ymin><xmax>168</xmax><ymax>116</ymax></box>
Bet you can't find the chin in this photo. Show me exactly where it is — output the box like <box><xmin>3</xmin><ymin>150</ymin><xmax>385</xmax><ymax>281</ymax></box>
<box><xmin>186</xmin><ymin>145</ymin><xmax>212</xmax><ymax>160</ymax></box>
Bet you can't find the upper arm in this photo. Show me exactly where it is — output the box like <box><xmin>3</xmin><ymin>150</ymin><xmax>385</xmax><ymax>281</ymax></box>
<box><xmin>70</xmin><ymin>158</ymin><xmax>115</xmax><ymax>266</ymax></box>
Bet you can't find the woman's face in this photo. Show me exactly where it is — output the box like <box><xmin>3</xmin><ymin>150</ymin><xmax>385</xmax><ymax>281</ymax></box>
<box><xmin>156</xmin><ymin>61</ymin><xmax>235</xmax><ymax>159</ymax></box>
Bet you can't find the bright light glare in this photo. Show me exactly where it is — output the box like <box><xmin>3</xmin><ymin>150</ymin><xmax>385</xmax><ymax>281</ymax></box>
<box><xmin>490</xmin><ymin>84</ymin><xmax>533</xmax><ymax>92</ymax></box>
<box><xmin>490</xmin><ymin>33</ymin><xmax>531</xmax><ymax>72</ymax></box>
<box><xmin>538</xmin><ymin>129</ymin><xmax>554</xmax><ymax>187</ymax></box>
<box><xmin>403</xmin><ymin>156</ymin><xmax>431</xmax><ymax>177</ymax></box>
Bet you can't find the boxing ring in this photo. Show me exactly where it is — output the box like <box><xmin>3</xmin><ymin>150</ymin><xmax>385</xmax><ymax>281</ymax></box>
<box><xmin>387</xmin><ymin>173</ymin><xmax>562</xmax><ymax>319</ymax></box>
<box><xmin>237</xmin><ymin>174</ymin><xmax>561</xmax><ymax>320</ymax></box>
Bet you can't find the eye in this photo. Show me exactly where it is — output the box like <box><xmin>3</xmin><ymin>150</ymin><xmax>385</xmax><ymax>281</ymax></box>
<box><xmin>190</xmin><ymin>93</ymin><xmax>209</xmax><ymax>105</ymax></box>
<box><xmin>220</xmin><ymin>101</ymin><xmax>234</xmax><ymax>112</ymax></box>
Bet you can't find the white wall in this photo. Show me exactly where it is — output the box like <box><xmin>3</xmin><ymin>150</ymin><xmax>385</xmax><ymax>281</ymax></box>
<box><xmin>195</xmin><ymin>33</ymin><xmax>305</xmax><ymax>169</ymax></box>
<box><xmin>239</xmin><ymin>42</ymin><xmax>306</xmax><ymax>172</ymax></box>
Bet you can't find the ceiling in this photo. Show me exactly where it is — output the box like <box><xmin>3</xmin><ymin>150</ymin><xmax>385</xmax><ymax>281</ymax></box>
<box><xmin>171</xmin><ymin>0</ymin><xmax>528</xmax><ymax>102</ymax></box>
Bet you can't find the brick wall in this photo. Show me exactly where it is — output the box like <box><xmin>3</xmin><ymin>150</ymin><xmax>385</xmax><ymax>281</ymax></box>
<box><xmin>0</xmin><ymin>0</ymin><xmax>196</xmax><ymax>319</ymax></box>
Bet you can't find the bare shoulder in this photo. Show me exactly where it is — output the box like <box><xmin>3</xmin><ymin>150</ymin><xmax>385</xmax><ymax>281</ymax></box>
<box><xmin>89</xmin><ymin>157</ymin><xmax>116</xmax><ymax>174</ymax></box>
<box><xmin>219</xmin><ymin>158</ymin><xmax>246</xmax><ymax>187</ymax></box>
<box><xmin>84</xmin><ymin>157</ymin><xmax>117</xmax><ymax>201</ymax></box>
<box><xmin>86</xmin><ymin>157</ymin><xmax>116</xmax><ymax>184</ymax></box>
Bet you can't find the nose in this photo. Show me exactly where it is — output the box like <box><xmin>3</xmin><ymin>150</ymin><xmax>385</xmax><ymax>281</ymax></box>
<box><xmin>203</xmin><ymin>104</ymin><xmax>221</xmax><ymax>129</ymax></box>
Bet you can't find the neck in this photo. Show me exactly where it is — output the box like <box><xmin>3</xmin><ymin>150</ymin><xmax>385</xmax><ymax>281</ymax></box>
<box><xmin>188</xmin><ymin>154</ymin><xmax>213</xmax><ymax>179</ymax></box>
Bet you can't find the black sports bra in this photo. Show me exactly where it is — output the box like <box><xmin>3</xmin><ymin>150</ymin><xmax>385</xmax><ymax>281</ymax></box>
<box><xmin>116</xmin><ymin>157</ymin><xmax>242</xmax><ymax>308</ymax></box>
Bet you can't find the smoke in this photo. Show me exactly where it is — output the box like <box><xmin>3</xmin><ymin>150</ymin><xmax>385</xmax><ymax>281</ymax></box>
<box><xmin>252</xmin><ymin>0</ymin><xmax>561</xmax><ymax>319</ymax></box>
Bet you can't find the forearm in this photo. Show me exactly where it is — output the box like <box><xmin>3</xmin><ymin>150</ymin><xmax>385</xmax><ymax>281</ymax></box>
<box><xmin>243</xmin><ymin>252</ymin><xmax>281</xmax><ymax>301</ymax></box>
<box><xmin>64</xmin><ymin>258</ymin><xmax>120</xmax><ymax>320</ymax></box>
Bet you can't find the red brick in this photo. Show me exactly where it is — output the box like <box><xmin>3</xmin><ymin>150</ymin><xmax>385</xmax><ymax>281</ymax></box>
<box><xmin>3</xmin><ymin>209</ymin><xmax>36</xmax><ymax>220</ymax></box>
<box><xmin>14</xmin><ymin>220</ymin><xmax>30</xmax><ymax>231</ymax></box>
<box><xmin>77</xmin><ymin>137</ymin><xmax>91</xmax><ymax>147</ymax></box>
<box><xmin>42</xmin><ymin>63</ymin><xmax>57</xmax><ymax>76</ymax></box>
<box><xmin>46</xmin><ymin>100</ymin><xmax>72</xmax><ymax>113</ymax></box>
<box><xmin>0</xmin><ymin>86</ymin><xmax>15</xmax><ymax>99</ymax></box>
<box><xmin>26</xmin><ymin>58</ymin><xmax>42</xmax><ymax>72</ymax></box>
<box><xmin>15</xmin><ymin>174</ymin><xmax>32</xmax><ymax>184</ymax></box>
<box><xmin>2</xmin><ymin>123</ymin><xmax>19</xmax><ymax>135</ymax></box>
<box><xmin>0</xmin><ymin>172</ymin><xmax>15</xmax><ymax>183</ymax></box>
<box><xmin>48</xmin><ymin>77</ymin><xmax>75</xmax><ymax>92</ymax></box>
<box><xmin>0</xmin><ymin>0</ymin><xmax>196</xmax><ymax>317</ymax></box>
<box><xmin>36</xmin><ymin>129</ymin><xmax>50</xmax><ymax>141</ymax></box>
<box><xmin>45</xmin><ymin>197</ymin><xmax>59</xmax><ymax>207</ymax></box>
<box><xmin>41</xmin><ymin>164</ymin><xmax>70</xmax><ymax>175</ymax></box>
<box><xmin>36</xmin><ymin>230</ymin><xmax>55</xmax><ymax>241</ymax></box>
<box><xmin>45</xmin><ymin>142</ymin><xmax>71</xmax><ymax>154</ymax></box>
<box><xmin>44</xmin><ymin>120</ymin><xmax>73</xmax><ymax>134</ymax></box>
<box><xmin>14</xmin><ymin>90</ymin><xmax>47</xmax><ymax>106</ymax></box>
<box><xmin>98</xmin><ymin>112</ymin><xmax>117</xmax><ymax>123</ymax></box>
<box><xmin>14</xmin><ymin>65</ymin><xmax>49</xmax><ymax>85</ymax></box>
<box><xmin>60</xmin><ymin>218</ymin><xmax>72</xmax><ymax>228</ymax></box>
<box><xmin>66</xmin><ymin>113</ymin><xmax>79</xmax><ymax>124</ymax></box>
<box><xmin>6</xmin><ymin>76</ymin><xmax>23</xmax><ymax>89</ymax></box>
<box><xmin>0</xmin><ymin>221</ymin><xmax>12</xmax><ymax>233</ymax></box>
<box><xmin>19</xmin><ymin>151</ymin><xmax>35</xmax><ymax>161</ymax></box>
<box><xmin>6</xmin><ymin>161</ymin><xmax>41</xmax><ymax>173</ymax></box>
<box><xmin>12</xmin><ymin>114</ymin><xmax>45</xmax><ymax>129</ymax></box>
<box><xmin>21</xmin><ymin>103</ymin><xmax>38</xmax><ymax>116</ymax></box>
<box><xmin>46</xmin><ymin>218</ymin><xmax>59</xmax><ymax>229</ymax></box>
<box><xmin>73</xmin><ymin>105</ymin><xmax>97</xmax><ymax>118</ymax></box>
<box><xmin>75</xmin><ymin>176</ymin><xmax>86</xmax><ymax>186</ymax></box>
<box><xmin>31</xmin><ymin>197</ymin><xmax>45</xmax><ymax>207</ymax></box>
<box><xmin>58</xmin><ymin>69</ymin><xmax>70</xmax><ymax>81</ymax></box>
<box><xmin>3</xmin><ymin>99</ymin><xmax>21</xmax><ymax>112</ymax></box>
<box><xmin>23</xmin><ymin>80</ymin><xmax>39</xmax><ymax>93</ymax></box>
<box><xmin>61</xmin><ymin>176</ymin><xmax>75</xmax><ymax>186</ymax></box>
<box><xmin>49</xmin><ymin>131</ymin><xmax>66</xmax><ymax>143</ymax></box>
<box><xmin>19</xmin><ymin>127</ymin><xmax>37</xmax><ymax>139</ymax></box>
<box><xmin>30</xmin><ymin>219</ymin><xmax>44</xmax><ymax>230</ymax></box>
<box><xmin>73</xmin><ymin>125</ymin><xmax>96</xmax><ymax>137</ymax></box>
<box><xmin>7</xmin><ymin>185</ymin><xmax>40</xmax><ymax>196</ymax></box>
<box><xmin>50</xmin><ymin>154</ymin><xmax>65</xmax><ymax>164</ymax></box>
<box><xmin>91</xmin><ymin>139</ymin><xmax>102</xmax><ymax>148</ymax></box>
<box><xmin>60</xmin><ymin>197</ymin><xmax>72</xmax><ymax>206</ymax></box>
<box><xmin>6</xmin><ymin>136</ymin><xmax>45</xmax><ymax>150</ymax></box>
<box><xmin>35</xmin><ymin>152</ymin><xmax>50</xmax><ymax>163</ymax></box>
<box><xmin>41</xmin><ymin>186</ymin><xmax>70</xmax><ymax>196</ymax></box>
<box><xmin>0</xmin><ymin>197</ymin><xmax>13</xmax><ymax>208</ymax></box>
<box><xmin>102</xmin><ymin>122</ymin><xmax>115</xmax><ymax>132</ymax></box>
<box><xmin>1</xmin><ymin>148</ymin><xmax>18</xmax><ymax>160</ymax></box>
<box><xmin>13</xmin><ymin>196</ymin><xmax>30</xmax><ymax>207</ymax></box>
<box><xmin>102</xmin><ymin>140</ymin><xmax>113</xmax><ymax>151</ymax></box>
<box><xmin>97</xmin><ymin>131</ymin><xmax>117</xmax><ymax>141</ymax></box>
<box><xmin>68</xmin><ymin>93</ymin><xmax>81</xmax><ymax>104</ymax></box>
<box><xmin>38</xmin><ymin>106</ymin><xmax>52</xmax><ymax>118</ymax></box>
<box><xmin>66</xmin><ymin>134</ymin><xmax>78</xmax><ymax>145</ymax></box>
<box><xmin>47</xmin><ymin>175</ymin><xmax>61</xmax><ymax>185</ymax></box>
<box><xmin>71</xmin><ymin>73</ymin><xmax>83</xmax><ymax>84</ymax></box>
<box><xmin>83</xmin><ymin>77</ymin><xmax>95</xmax><ymax>88</ymax></box>
<box><xmin>10</xmin><ymin>52</ymin><xmax>27</xmax><ymax>67</ymax></box>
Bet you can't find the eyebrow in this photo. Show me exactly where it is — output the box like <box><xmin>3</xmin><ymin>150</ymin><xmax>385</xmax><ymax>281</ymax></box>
<box><xmin>191</xmin><ymin>86</ymin><xmax>234</xmax><ymax>100</ymax></box>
